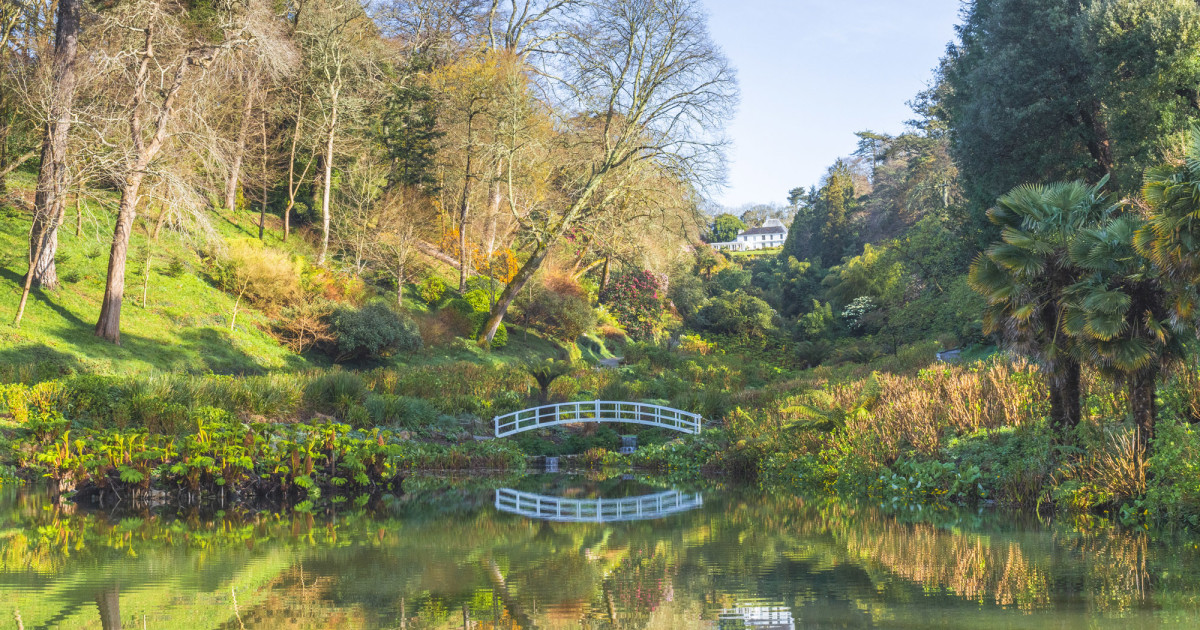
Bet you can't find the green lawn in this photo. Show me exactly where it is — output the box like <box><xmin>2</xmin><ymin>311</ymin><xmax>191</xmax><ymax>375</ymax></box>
<box><xmin>726</xmin><ymin>246</ymin><xmax>782</xmax><ymax>259</ymax></box>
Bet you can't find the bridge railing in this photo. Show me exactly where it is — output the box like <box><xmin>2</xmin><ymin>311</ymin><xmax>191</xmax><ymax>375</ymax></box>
<box><xmin>493</xmin><ymin>400</ymin><xmax>701</xmax><ymax>437</ymax></box>
<box><xmin>494</xmin><ymin>488</ymin><xmax>703</xmax><ymax>522</ymax></box>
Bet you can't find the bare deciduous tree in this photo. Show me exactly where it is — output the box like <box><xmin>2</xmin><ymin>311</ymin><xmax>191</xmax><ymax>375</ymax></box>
<box><xmin>14</xmin><ymin>0</ymin><xmax>81</xmax><ymax>326</ymax></box>
<box><xmin>475</xmin><ymin>0</ymin><xmax>735</xmax><ymax>345</ymax></box>
<box><xmin>90</xmin><ymin>0</ymin><xmax>295</xmax><ymax>343</ymax></box>
<box><xmin>296</xmin><ymin>0</ymin><xmax>382</xmax><ymax>266</ymax></box>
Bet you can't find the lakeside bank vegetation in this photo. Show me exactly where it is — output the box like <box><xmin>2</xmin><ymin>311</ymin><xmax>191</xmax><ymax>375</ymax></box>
<box><xmin>4</xmin><ymin>0</ymin><xmax>1200</xmax><ymax>524</ymax></box>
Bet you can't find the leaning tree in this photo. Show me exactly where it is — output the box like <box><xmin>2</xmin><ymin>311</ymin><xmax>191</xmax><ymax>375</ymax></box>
<box><xmin>475</xmin><ymin>0</ymin><xmax>737</xmax><ymax>345</ymax></box>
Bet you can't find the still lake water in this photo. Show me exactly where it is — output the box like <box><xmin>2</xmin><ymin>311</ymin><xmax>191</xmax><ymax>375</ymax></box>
<box><xmin>2</xmin><ymin>473</ymin><xmax>1200</xmax><ymax>629</ymax></box>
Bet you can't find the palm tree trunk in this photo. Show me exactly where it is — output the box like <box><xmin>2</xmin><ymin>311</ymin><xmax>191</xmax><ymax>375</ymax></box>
<box><xmin>1049</xmin><ymin>360</ymin><xmax>1082</xmax><ymax>435</ymax></box>
<box><xmin>1129</xmin><ymin>366</ymin><xmax>1158</xmax><ymax>449</ymax></box>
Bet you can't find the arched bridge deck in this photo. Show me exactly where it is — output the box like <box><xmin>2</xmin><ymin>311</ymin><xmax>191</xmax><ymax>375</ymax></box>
<box><xmin>493</xmin><ymin>400</ymin><xmax>702</xmax><ymax>437</ymax></box>
<box><xmin>494</xmin><ymin>488</ymin><xmax>703</xmax><ymax>522</ymax></box>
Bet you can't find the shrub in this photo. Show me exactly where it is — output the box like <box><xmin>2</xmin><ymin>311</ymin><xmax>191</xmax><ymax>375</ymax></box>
<box><xmin>329</xmin><ymin>301</ymin><xmax>422</xmax><ymax>362</ymax></box>
<box><xmin>944</xmin><ymin>424</ymin><xmax>1054</xmax><ymax>507</ymax></box>
<box><xmin>416</xmin><ymin>309</ymin><xmax>470</xmax><ymax>346</ymax></box>
<box><xmin>712</xmin><ymin>265</ymin><xmax>752</xmax><ymax>294</ymax></box>
<box><xmin>841</xmin><ymin>296</ymin><xmax>878</xmax><ymax>333</ymax></box>
<box><xmin>272</xmin><ymin>299</ymin><xmax>336</xmax><ymax>353</ymax></box>
<box><xmin>418</xmin><ymin>276</ymin><xmax>448</xmax><ymax>305</ymax></box>
<box><xmin>443</xmin><ymin>297</ymin><xmax>475</xmax><ymax>316</ymax></box>
<box><xmin>436</xmin><ymin>307</ymin><xmax>476</xmax><ymax>339</ymax></box>
<box><xmin>303</xmin><ymin>265</ymin><xmax>369</xmax><ymax>304</ymax></box>
<box><xmin>869</xmin><ymin>458</ymin><xmax>989</xmax><ymax>508</ymax></box>
<box><xmin>207</xmin><ymin>239</ymin><xmax>302</xmax><ymax>314</ymax></box>
<box><xmin>1054</xmin><ymin>425</ymin><xmax>1147</xmax><ymax>514</ymax></box>
<box><xmin>515</xmin><ymin>276</ymin><xmax>595</xmax><ymax>342</ymax></box>
<box><xmin>668</xmin><ymin>273</ymin><xmax>707</xmax><ymax>319</ymax></box>
<box><xmin>1144</xmin><ymin>418</ymin><xmax>1200</xmax><ymax>524</ymax></box>
<box><xmin>462</xmin><ymin>289</ymin><xmax>490</xmax><ymax>313</ymax></box>
<box><xmin>678</xmin><ymin>334</ymin><xmax>715</xmax><ymax>355</ymax></box>
<box><xmin>465</xmin><ymin>275</ymin><xmax>501</xmax><ymax>294</ymax></box>
<box><xmin>599</xmin><ymin>269</ymin><xmax>665</xmax><ymax>341</ymax></box>
<box><xmin>163</xmin><ymin>258</ymin><xmax>186</xmax><ymax>278</ymax></box>
<box><xmin>695</xmin><ymin>292</ymin><xmax>775</xmax><ymax>338</ymax></box>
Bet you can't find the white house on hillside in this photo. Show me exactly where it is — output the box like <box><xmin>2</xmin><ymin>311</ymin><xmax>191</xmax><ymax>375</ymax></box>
<box><xmin>710</xmin><ymin>218</ymin><xmax>788</xmax><ymax>251</ymax></box>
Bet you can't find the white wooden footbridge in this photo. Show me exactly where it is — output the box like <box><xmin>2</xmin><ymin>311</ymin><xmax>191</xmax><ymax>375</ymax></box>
<box><xmin>493</xmin><ymin>400</ymin><xmax>702</xmax><ymax>438</ymax></box>
<box><xmin>494</xmin><ymin>488</ymin><xmax>703</xmax><ymax>522</ymax></box>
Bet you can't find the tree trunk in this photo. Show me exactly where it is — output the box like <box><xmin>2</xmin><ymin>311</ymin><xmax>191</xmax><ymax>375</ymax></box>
<box><xmin>0</xmin><ymin>88</ymin><xmax>10</xmax><ymax>196</ymax></box>
<box><xmin>28</xmin><ymin>0</ymin><xmax>82</xmax><ymax>290</ymax></box>
<box><xmin>476</xmin><ymin>175</ymin><xmax>612</xmax><ymax>345</ymax></box>
<box><xmin>230</xmin><ymin>289</ymin><xmax>244</xmax><ymax>330</ymax></box>
<box><xmin>318</xmin><ymin>102</ymin><xmax>337</xmax><ymax>265</ymax></box>
<box><xmin>396</xmin><ymin>262</ymin><xmax>405</xmax><ymax>307</ymax></box>
<box><xmin>224</xmin><ymin>80</ymin><xmax>254</xmax><ymax>213</ymax></box>
<box><xmin>29</xmin><ymin>201</ymin><xmax>62</xmax><ymax>290</ymax></box>
<box><xmin>13</xmin><ymin>219</ymin><xmax>48</xmax><ymax>327</ymax></box>
<box><xmin>95</xmin><ymin>175</ymin><xmax>144</xmax><ymax>343</ymax></box>
<box><xmin>259</xmin><ymin>109</ymin><xmax>268</xmax><ymax>240</ymax></box>
<box><xmin>75</xmin><ymin>191</ymin><xmax>83</xmax><ymax>237</ymax></box>
<box><xmin>284</xmin><ymin>100</ymin><xmax>304</xmax><ymax>241</ymax></box>
<box><xmin>478</xmin><ymin>243</ymin><xmax>549</xmax><ymax>345</ymax></box>
<box><xmin>1048</xmin><ymin>359</ymin><xmax>1082</xmax><ymax>436</ymax></box>
<box><xmin>1080</xmin><ymin>100</ymin><xmax>1115</xmax><ymax>179</ymax></box>
<box><xmin>457</xmin><ymin>112</ymin><xmax>477</xmax><ymax>292</ymax></box>
<box><xmin>141</xmin><ymin>247</ymin><xmax>151</xmax><ymax>308</ymax></box>
<box><xmin>96</xmin><ymin>27</ymin><xmax>195</xmax><ymax>344</ymax></box>
<box><xmin>0</xmin><ymin>150</ymin><xmax>37</xmax><ymax>185</ymax></box>
<box><xmin>484</xmin><ymin>165</ymin><xmax>502</xmax><ymax>255</ymax></box>
<box><xmin>572</xmin><ymin>256</ymin><xmax>605</xmax><ymax>281</ymax></box>
<box><xmin>1129</xmin><ymin>366</ymin><xmax>1159</xmax><ymax>449</ymax></box>
<box><xmin>458</xmin><ymin>213</ymin><xmax>470</xmax><ymax>291</ymax></box>
<box><xmin>311</xmin><ymin>152</ymin><xmax>323</xmax><ymax>221</ymax></box>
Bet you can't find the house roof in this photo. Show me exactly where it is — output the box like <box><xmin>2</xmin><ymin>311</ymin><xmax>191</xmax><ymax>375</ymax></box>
<box><xmin>740</xmin><ymin>225</ymin><xmax>787</xmax><ymax>237</ymax></box>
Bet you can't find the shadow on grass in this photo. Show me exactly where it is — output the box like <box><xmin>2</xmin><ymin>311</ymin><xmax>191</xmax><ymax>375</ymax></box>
<box><xmin>0</xmin><ymin>344</ymin><xmax>84</xmax><ymax>383</ymax></box>
<box><xmin>175</xmin><ymin>327</ymin><xmax>274</xmax><ymax>375</ymax></box>
<box><xmin>0</xmin><ymin>265</ymin><xmax>91</xmax><ymax>327</ymax></box>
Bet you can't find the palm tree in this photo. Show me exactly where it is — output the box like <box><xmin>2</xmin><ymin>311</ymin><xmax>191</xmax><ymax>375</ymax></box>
<box><xmin>1095</xmin><ymin>123</ymin><xmax>1200</xmax><ymax>443</ymax></box>
<box><xmin>1063</xmin><ymin>214</ymin><xmax>1185</xmax><ymax>445</ymax></box>
<box><xmin>969</xmin><ymin>179</ymin><xmax>1118</xmax><ymax>434</ymax></box>
<box><xmin>1136</xmin><ymin>124</ymin><xmax>1200</xmax><ymax>324</ymax></box>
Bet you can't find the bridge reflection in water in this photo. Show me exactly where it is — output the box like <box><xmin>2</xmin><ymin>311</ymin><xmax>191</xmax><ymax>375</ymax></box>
<box><xmin>493</xmin><ymin>488</ymin><xmax>703</xmax><ymax>522</ymax></box>
<box><xmin>718</xmin><ymin>603</ymin><xmax>795</xmax><ymax>629</ymax></box>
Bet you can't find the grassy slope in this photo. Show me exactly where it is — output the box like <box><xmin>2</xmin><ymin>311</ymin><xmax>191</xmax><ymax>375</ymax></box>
<box><xmin>0</xmin><ymin>169</ymin><xmax>305</xmax><ymax>377</ymax></box>
<box><xmin>0</xmin><ymin>168</ymin><xmax>611</xmax><ymax>378</ymax></box>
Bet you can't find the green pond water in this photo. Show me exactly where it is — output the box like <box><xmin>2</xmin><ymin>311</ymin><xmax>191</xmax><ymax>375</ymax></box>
<box><xmin>2</xmin><ymin>473</ymin><xmax>1200</xmax><ymax>629</ymax></box>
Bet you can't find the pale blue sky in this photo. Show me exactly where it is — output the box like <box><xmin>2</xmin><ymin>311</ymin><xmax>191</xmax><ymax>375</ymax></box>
<box><xmin>701</xmin><ymin>0</ymin><xmax>963</xmax><ymax>207</ymax></box>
